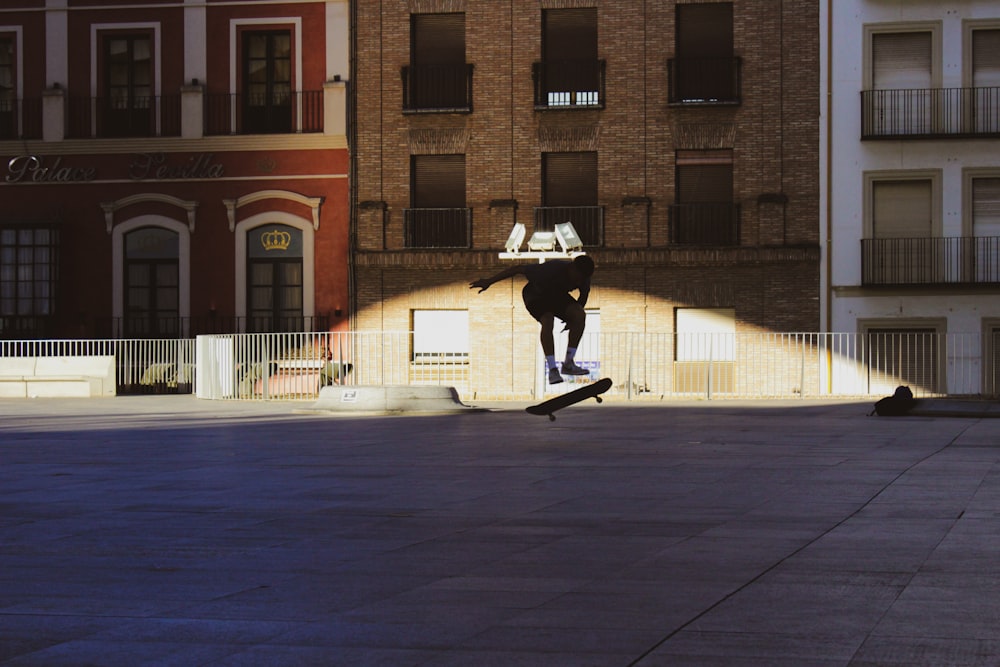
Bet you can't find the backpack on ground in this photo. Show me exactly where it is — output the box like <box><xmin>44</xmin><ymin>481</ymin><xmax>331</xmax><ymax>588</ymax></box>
<box><xmin>869</xmin><ymin>385</ymin><xmax>916</xmax><ymax>416</ymax></box>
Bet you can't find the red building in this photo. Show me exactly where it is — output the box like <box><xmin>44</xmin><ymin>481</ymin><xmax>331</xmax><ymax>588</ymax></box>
<box><xmin>0</xmin><ymin>0</ymin><xmax>349</xmax><ymax>339</ymax></box>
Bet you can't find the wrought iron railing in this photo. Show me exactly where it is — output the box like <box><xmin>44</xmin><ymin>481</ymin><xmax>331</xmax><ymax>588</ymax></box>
<box><xmin>204</xmin><ymin>90</ymin><xmax>323</xmax><ymax>135</ymax></box>
<box><xmin>667</xmin><ymin>57</ymin><xmax>742</xmax><ymax>105</ymax></box>
<box><xmin>861</xmin><ymin>87</ymin><xmax>1000</xmax><ymax>139</ymax></box>
<box><xmin>861</xmin><ymin>236</ymin><xmax>1000</xmax><ymax>286</ymax></box>
<box><xmin>0</xmin><ymin>97</ymin><xmax>43</xmax><ymax>140</ymax></box>
<box><xmin>532</xmin><ymin>60</ymin><xmax>606</xmax><ymax>109</ymax></box>
<box><xmin>66</xmin><ymin>95</ymin><xmax>182</xmax><ymax>138</ymax></box>
<box><xmin>668</xmin><ymin>203</ymin><xmax>740</xmax><ymax>246</ymax></box>
<box><xmin>402</xmin><ymin>64</ymin><xmax>474</xmax><ymax>112</ymax></box>
<box><xmin>403</xmin><ymin>208</ymin><xmax>472</xmax><ymax>248</ymax></box>
<box><xmin>533</xmin><ymin>206</ymin><xmax>604</xmax><ymax>247</ymax></box>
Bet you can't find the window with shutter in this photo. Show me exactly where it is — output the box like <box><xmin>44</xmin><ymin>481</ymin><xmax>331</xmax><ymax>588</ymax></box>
<box><xmin>673</xmin><ymin>3</ymin><xmax>737</xmax><ymax>103</ymax></box>
<box><xmin>0</xmin><ymin>35</ymin><xmax>14</xmax><ymax>139</ymax></box>
<box><xmin>408</xmin><ymin>13</ymin><xmax>468</xmax><ymax>110</ymax></box>
<box><xmin>407</xmin><ymin>155</ymin><xmax>469</xmax><ymax>248</ymax></box>
<box><xmin>539</xmin><ymin>8</ymin><xmax>600</xmax><ymax>107</ymax></box>
<box><xmin>972</xmin><ymin>177</ymin><xmax>1000</xmax><ymax>282</ymax></box>
<box><xmin>871</xmin><ymin>179</ymin><xmax>934</xmax><ymax>283</ymax></box>
<box><xmin>672</xmin><ymin>151</ymin><xmax>736</xmax><ymax>245</ymax></box>
<box><xmin>870</xmin><ymin>31</ymin><xmax>933</xmax><ymax>135</ymax></box>
<box><xmin>537</xmin><ymin>152</ymin><xmax>602</xmax><ymax>246</ymax></box>
<box><xmin>865</xmin><ymin>327</ymin><xmax>939</xmax><ymax>395</ymax></box>
<box><xmin>972</xmin><ymin>29</ymin><xmax>1000</xmax><ymax>134</ymax></box>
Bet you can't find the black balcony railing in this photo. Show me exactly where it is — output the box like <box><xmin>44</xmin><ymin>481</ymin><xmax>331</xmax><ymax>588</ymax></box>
<box><xmin>862</xmin><ymin>236</ymin><xmax>1000</xmax><ymax>286</ymax></box>
<box><xmin>532</xmin><ymin>60</ymin><xmax>606</xmax><ymax>109</ymax></box>
<box><xmin>533</xmin><ymin>206</ymin><xmax>604</xmax><ymax>247</ymax></box>
<box><xmin>66</xmin><ymin>95</ymin><xmax>182</xmax><ymax>138</ymax></box>
<box><xmin>668</xmin><ymin>203</ymin><xmax>740</xmax><ymax>246</ymax></box>
<box><xmin>861</xmin><ymin>87</ymin><xmax>1000</xmax><ymax>139</ymax></box>
<box><xmin>0</xmin><ymin>97</ymin><xmax>43</xmax><ymax>140</ymax></box>
<box><xmin>205</xmin><ymin>90</ymin><xmax>323</xmax><ymax>135</ymax></box>
<box><xmin>668</xmin><ymin>57</ymin><xmax>742</xmax><ymax>105</ymax></box>
<box><xmin>402</xmin><ymin>64</ymin><xmax>474</xmax><ymax>113</ymax></box>
<box><xmin>403</xmin><ymin>208</ymin><xmax>472</xmax><ymax>249</ymax></box>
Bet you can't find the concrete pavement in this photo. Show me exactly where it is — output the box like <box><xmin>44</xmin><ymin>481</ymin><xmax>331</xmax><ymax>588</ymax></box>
<box><xmin>1</xmin><ymin>395</ymin><xmax>999</xmax><ymax>666</ymax></box>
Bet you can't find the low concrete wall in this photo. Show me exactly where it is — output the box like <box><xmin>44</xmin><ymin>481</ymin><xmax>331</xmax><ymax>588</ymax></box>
<box><xmin>0</xmin><ymin>356</ymin><xmax>117</xmax><ymax>398</ymax></box>
<box><xmin>303</xmin><ymin>385</ymin><xmax>481</xmax><ymax>415</ymax></box>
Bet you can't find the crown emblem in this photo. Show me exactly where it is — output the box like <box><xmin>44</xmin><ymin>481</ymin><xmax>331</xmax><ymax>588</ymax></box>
<box><xmin>261</xmin><ymin>229</ymin><xmax>291</xmax><ymax>251</ymax></box>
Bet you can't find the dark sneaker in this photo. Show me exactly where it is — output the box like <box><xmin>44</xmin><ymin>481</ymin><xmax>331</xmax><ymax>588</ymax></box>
<box><xmin>561</xmin><ymin>360</ymin><xmax>589</xmax><ymax>376</ymax></box>
<box><xmin>548</xmin><ymin>368</ymin><xmax>564</xmax><ymax>384</ymax></box>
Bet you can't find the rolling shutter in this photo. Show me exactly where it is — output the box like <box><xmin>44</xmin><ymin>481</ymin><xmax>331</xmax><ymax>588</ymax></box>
<box><xmin>543</xmin><ymin>152</ymin><xmax>597</xmax><ymax>206</ymax></box>
<box><xmin>412</xmin><ymin>155</ymin><xmax>465</xmax><ymax>208</ymax></box>
<box><xmin>676</xmin><ymin>3</ymin><xmax>733</xmax><ymax>58</ymax></box>
<box><xmin>542</xmin><ymin>8</ymin><xmax>597</xmax><ymax>61</ymax></box>
<box><xmin>872</xmin><ymin>180</ymin><xmax>932</xmax><ymax>238</ymax></box>
<box><xmin>973</xmin><ymin>29</ymin><xmax>1000</xmax><ymax>87</ymax></box>
<box><xmin>872</xmin><ymin>32</ymin><xmax>931</xmax><ymax>89</ymax></box>
<box><xmin>411</xmin><ymin>13</ymin><xmax>465</xmax><ymax>65</ymax></box>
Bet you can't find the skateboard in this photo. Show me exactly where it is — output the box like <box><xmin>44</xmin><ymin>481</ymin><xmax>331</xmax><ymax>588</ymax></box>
<box><xmin>526</xmin><ymin>377</ymin><xmax>612</xmax><ymax>421</ymax></box>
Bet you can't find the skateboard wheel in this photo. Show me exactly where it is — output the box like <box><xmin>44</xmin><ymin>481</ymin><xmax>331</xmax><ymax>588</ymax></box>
<box><xmin>595</xmin><ymin>396</ymin><xmax>603</xmax><ymax>403</ymax></box>
<box><xmin>548</xmin><ymin>414</ymin><xmax>556</xmax><ymax>421</ymax></box>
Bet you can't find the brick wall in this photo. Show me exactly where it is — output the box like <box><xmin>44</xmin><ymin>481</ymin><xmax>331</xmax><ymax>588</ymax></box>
<box><xmin>352</xmin><ymin>0</ymin><xmax>821</xmax><ymax>392</ymax></box>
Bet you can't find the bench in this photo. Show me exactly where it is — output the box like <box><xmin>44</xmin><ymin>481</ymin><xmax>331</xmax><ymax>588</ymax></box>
<box><xmin>0</xmin><ymin>356</ymin><xmax>117</xmax><ymax>398</ymax></box>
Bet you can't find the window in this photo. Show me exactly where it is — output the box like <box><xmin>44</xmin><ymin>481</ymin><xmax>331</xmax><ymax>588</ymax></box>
<box><xmin>535</xmin><ymin>8</ymin><xmax>602</xmax><ymax>108</ymax></box>
<box><xmin>405</xmin><ymin>13</ymin><xmax>469</xmax><ymax>111</ymax></box>
<box><xmin>242</xmin><ymin>30</ymin><xmax>292</xmax><ymax>133</ymax></box>
<box><xmin>985</xmin><ymin>320</ymin><xmax>1000</xmax><ymax>398</ymax></box>
<box><xmin>0</xmin><ymin>226</ymin><xmax>58</xmax><ymax>337</ymax></box>
<box><xmin>537</xmin><ymin>151</ymin><xmax>602</xmax><ymax>246</ymax></box>
<box><xmin>671</xmin><ymin>3</ymin><xmax>738</xmax><ymax>104</ymax></box>
<box><xmin>672</xmin><ymin>150</ymin><xmax>737</xmax><ymax>245</ymax></box>
<box><xmin>102</xmin><ymin>34</ymin><xmax>153</xmax><ymax>137</ymax></box>
<box><xmin>0</xmin><ymin>35</ymin><xmax>14</xmax><ymax>139</ymax></box>
<box><xmin>970</xmin><ymin>28</ymin><xmax>1000</xmax><ymax>134</ymax></box>
<box><xmin>865</xmin><ymin>27</ymin><xmax>937</xmax><ymax>136</ymax></box>
<box><xmin>971</xmin><ymin>176</ymin><xmax>1000</xmax><ymax>282</ymax></box>
<box><xmin>247</xmin><ymin>225</ymin><xmax>303</xmax><ymax>332</ymax></box>
<box><xmin>863</xmin><ymin>172</ymin><xmax>941</xmax><ymax>285</ymax></box>
<box><xmin>124</xmin><ymin>227</ymin><xmax>179</xmax><ymax>337</ymax></box>
<box><xmin>863</xmin><ymin>323</ymin><xmax>942</xmax><ymax>395</ymax></box>
<box><xmin>406</xmin><ymin>154</ymin><xmax>469</xmax><ymax>248</ymax></box>
<box><xmin>674</xmin><ymin>308</ymin><xmax>735</xmax><ymax>394</ymax></box>
<box><xmin>412</xmin><ymin>310</ymin><xmax>468</xmax><ymax>361</ymax></box>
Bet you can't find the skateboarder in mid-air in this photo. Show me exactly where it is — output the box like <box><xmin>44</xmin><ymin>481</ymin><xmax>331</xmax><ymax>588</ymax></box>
<box><xmin>470</xmin><ymin>255</ymin><xmax>595</xmax><ymax>384</ymax></box>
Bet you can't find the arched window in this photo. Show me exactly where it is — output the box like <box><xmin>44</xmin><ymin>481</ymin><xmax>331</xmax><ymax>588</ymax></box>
<box><xmin>124</xmin><ymin>226</ymin><xmax>179</xmax><ymax>337</ymax></box>
<box><xmin>246</xmin><ymin>224</ymin><xmax>303</xmax><ymax>332</ymax></box>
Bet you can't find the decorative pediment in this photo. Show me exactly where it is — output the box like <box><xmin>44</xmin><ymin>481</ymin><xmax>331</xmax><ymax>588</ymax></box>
<box><xmin>222</xmin><ymin>190</ymin><xmax>324</xmax><ymax>231</ymax></box>
<box><xmin>101</xmin><ymin>193</ymin><xmax>198</xmax><ymax>234</ymax></box>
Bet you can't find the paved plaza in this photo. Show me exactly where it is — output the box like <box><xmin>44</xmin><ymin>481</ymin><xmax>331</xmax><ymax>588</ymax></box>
<box><xmin>1</xmin><ymin>395</ymin><xmax>1000</xmax><ymax>666</ymax></box>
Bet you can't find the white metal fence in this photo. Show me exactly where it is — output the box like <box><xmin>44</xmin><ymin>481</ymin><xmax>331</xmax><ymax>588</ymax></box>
<box><xmin>190</xmin><ymin>330</ymin><xmax>999</xmax><ymax>402</ymax></box>
<box><xmin>0</xmin><ymin>338</ymin><xmax>196</xmax><ymax>393</ymax></box>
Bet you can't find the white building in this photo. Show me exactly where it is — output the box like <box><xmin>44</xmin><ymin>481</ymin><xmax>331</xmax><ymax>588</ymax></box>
<box><xmin>821</xmin><ymin>0</ymin><xmax>1000</xmax><ymax>396</ymax></box>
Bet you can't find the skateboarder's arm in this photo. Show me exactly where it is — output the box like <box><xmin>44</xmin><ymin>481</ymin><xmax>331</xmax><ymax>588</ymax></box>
<box><xmin>469</xmin><ymin>265</ymin><xmax>527</xmax><ymax>293</ymax></box>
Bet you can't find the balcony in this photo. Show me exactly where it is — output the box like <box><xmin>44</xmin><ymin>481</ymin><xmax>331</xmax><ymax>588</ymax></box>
<box><xmin>205</xmin><ymin>90</ymin><xmax>323</xmax><ymax>135</ymax></box>
<box><xmin>667</xmin><ymin>57</ymin><xmax>742</xmax><ymax>105</ymax></box>
<box><xmin>403</xmin><ymin>208</ymin><xmax>472</xmax><ymax>249</ymax></box>
<box><xmin>533</xmin><ymin>206</ymin><xmax>604</xmax><ymax>247</ymax></box>
<box><xmin>0</xmin><ymin>97</ymin><xmax>43</xmax><ymax>140</ymax></box>
<box><xmin>668</xmin><ymin>203</ymin><xmax>741</xmax><ymax>245</ymax></box>
<box><xmin>532</xmin><ymin>60</ymin><xmax>606</xmax><ymax>110</ymax></box>
<box><xmin>861</xmin><ymin>236</ymin><xmax>1000</xmax><ymax>286</ymax></box>
<box><xmin>66</xmin><ymin>95</ymin><xmax>182</xmax><ymax>138</ymax></box>
<box><xmin>861</xmin><ymin>87</ymin><xmax>1000</xmax><ymax>139</ymax></box>
<box><xmin>402</xmin><ymin>64</ymin><xmax>474</xmax><ymax>113</ymax></box>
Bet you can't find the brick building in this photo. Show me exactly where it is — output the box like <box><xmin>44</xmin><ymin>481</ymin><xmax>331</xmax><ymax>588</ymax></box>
<box><xmin>351</xmin><ymin>1</ymin><xmax>821</xmax><ymax>398</ymax></box>
<box><xmin>0</xmin><ymin>0</ymin><xmax>350</xmax><ymax>340</ymax></box>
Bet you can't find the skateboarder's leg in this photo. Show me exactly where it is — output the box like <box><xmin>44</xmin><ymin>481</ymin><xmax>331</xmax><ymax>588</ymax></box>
<box><xmin>538</xmin><ymin>313</ymin><xmax>563</xmax><ymax>384</ymax></box>
<box><xmin>561</xmin><ymin>303</ymin><xmax>589</xmax><ymax>375</ymax></box>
